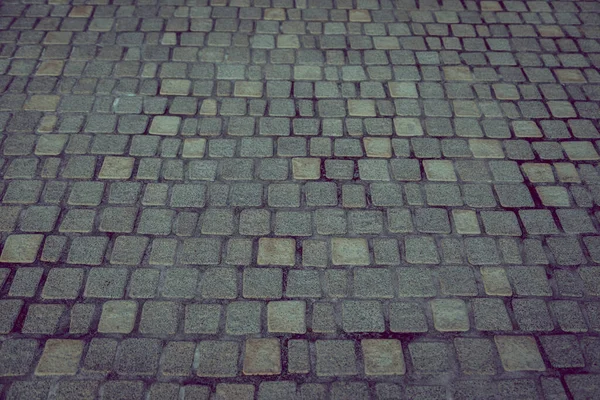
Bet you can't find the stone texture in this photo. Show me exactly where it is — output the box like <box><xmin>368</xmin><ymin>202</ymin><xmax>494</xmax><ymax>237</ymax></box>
<box><xmin>267</xmin><ymin>301</ymin><xmax>306</xmax><ymax>333</ymax></box>
<box><xmin>431</xmin><ymin>299</ymin><xmax>470</xmax><ymax>332</ymax></box>
<box><xmin>495</xmin><ymin>336</ymin><xmax>546</xmax><ymax>372</ymax></box>
<box><xmin>257</xmin><ymin>238</ymin><xmax>295</xmax><ymax>266</ymax></box>
<box><xmin>243</xmin><ymin>338</ymin><xmax>281</xmax><ymax>375</ymax></box>
<box><xmin>35</xmin><ymin>340</ymin><xmax>84</xmax><ymax>376</ymax></box>
<box><xmin>0</xmin><ymin>339</ymin><xmax>38</xmax><ymax>377</ymax></box>
<box><xmin>98</xmin><ymin>301</ymin><xmax>137</xmax><ymax>334</ymax></box>
<box><xmin>196</xmin><ymin>341</ymin><xmax>239</xmax><ymax>377</ymax></box>
<box><xmin>0</xmin><ymin>234</ymin><xmax>43</xmax><ymax>263</ymax></box>
<box><xmin>331</xmin><ymin>238</ymin><xmax>370</xmax><ymax>266</ymax></box>
<box><xmin>316</xmin><ymin>340</ymin><xmax>357</xmax><ymax>377</ymax></box>
<box><xmin>362</xmin><ymin>339</ymin><xmax>406</xmax><ymax>375</ymax></box>
<box><xmin>0</xmin><ymin>0</ymin><xmax>597</xmax><ymax>393</ymax></box>
<box><xmin>115</xmin><ymin>338</ymin><xmax>161</xmax><ymax>376</ymax></box>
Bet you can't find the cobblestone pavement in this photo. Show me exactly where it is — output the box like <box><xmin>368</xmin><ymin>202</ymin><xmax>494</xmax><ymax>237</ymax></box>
<box><xmin>1</xmin><ymin>0</ymin><xmax>600</xmax><ymax>399</ymax></box>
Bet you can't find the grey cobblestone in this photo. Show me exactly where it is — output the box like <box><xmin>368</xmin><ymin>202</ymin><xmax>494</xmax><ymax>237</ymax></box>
<box><xmin>21</xmin><ymin>304</ymin><xmax>64</xmax><ymax>334</ymax></box>
<box><xmin>226</xmin><ymin>301</ymin><xmax>261</xmax><ymax>335</ymax></box>
<box><xmin>9</xmin><ymin>268</ymin><xmax>43</xmax><ymax>297</ymax></box>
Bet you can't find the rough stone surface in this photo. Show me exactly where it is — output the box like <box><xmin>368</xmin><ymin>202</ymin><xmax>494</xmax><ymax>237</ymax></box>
<box><xmin>35</xmin><ymin>340</ymin><xmax>84</xmax><ymax>376</ymax></box>
<box><xmin>0</xmin><ymin>0</ymin><xmax>596</xmax><ymax>394</ymax></box>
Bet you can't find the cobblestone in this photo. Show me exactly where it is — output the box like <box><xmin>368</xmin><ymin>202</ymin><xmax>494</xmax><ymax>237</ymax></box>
<box><xmin>197</xmin><ymin>341</ymin><xmax>239</xmax><ymax>378</ymax></box>
<box><xmin>495</xmin><ymin>336</ymin><xmax>546</xmax><ymax>372</ymax></box>
<box><xmin>243</xmin><ymin>338</ymin><xmax>281</xmax><ymax>375</ymax></box>
<box><xmin>409</xmin><ymin>341</ymin><xmax>452</xmax><ymax>373</ymax></box>
<box><xmin>316</xmin><ymin>340</ymin><xmax>357</xmax><ymax>377</ymax></box>
<box><xmin>35</xmin><ymin>339</ymin><xmax>83</xmax><ymax>376</ymax></box>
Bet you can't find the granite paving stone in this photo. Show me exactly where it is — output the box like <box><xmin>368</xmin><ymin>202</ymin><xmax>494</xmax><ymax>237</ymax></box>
<box><xmin>540</xmin><ymin>335</ymin><xmax>585</xmax><ymax>369</ymax></box>
<box><xmin>84</xmin><ymin>268</ymin><xmax>128</xmax><ymax>298</ymax></box>
<box><xmin>115</xmin><ymin>338</ymin><xmax>161</xmax><ymax>376</ymax></box>
<box><xmin>0</xmin><ymin>234</ymin><xmax>43</xmax><ymax>263</ymax></box>
<box><xmin>21</xmin><ymin>304</ymin><xmax>65</xmax><ymax>334</ymax></box>
<box><xmin>98</xmin><ymin>301</ymin><xmax>137</xmax><ymax>334</ymax></box>
<box><xmin>82</xmin><ymin>339</ymin><xmax>116</xmax><ymax>374</ymax></box>
<box><xmin>362</xmin><ymin>339</ymin><xmax>406</xmax><ymax>376</ymax></box>
<box><xmin>196</xmin><ymin>341</ymin><xmax>239</xmax><ymax>377</ymax></box>
<box><xmin>495</xmin><ymin>336</ymin><xmax>546</xmax><ymax>372</ymax></box>
<box><xmin>431</xmin><ymin>299</ymin><xmax>470</xmax><ymax>332</ymax></box>
<box><xmin>184</xmin><ymin>303</ymin><xmax>221</xmax><ymax>334</ymax></box>
<box><xmin>0</xmin><ymin>300</ymin><xmax>23</xmax><ymax>334</ymax></box>
<box><xmin>242</xmin><ymin>338</ymin><xmax>281</xmax><ymax>375</ymax></box>
<box><xmin>35</xmin><ymin>339</ymin><xmax>83</xmax><ymax>376</ymax></box>
<box><xmin>0</xmin><ymin>339</ymin><xmax>38</xmax><ymax>377</ymax></box>
<box><xmin>200</xmin><ymin>267</ymin><xmax>238</xmax><ymax>299</ymax></box>
<box><xmin>408</xmin><ymin>341</ymin><xmax>452</xmax><ymax>373</ymax></box>
<box><xmin>41</xmin><ymin>268</ymin><xmax>84</xmax><ymax>299</ymax></box>
<box><xmin>267</xmin><ymin>301</ymin><xmax>306</xmax><ymax>333</ymax></box>
<box><xmin>472</xmin><ymin>298</ymin><xmax>513</xmax><ymax>331</ymax></box>
<box><xmin>316</xmin><ymin>340</ymin><xmax>357</xmax><ymax>377</ymax></box>
<box><xmin>454</xmin><ymin>337</ymin><xmax>497</xmax><ymax>376</ymax></box>
<box><xmin>226</xmin><ymin>301</ymin><xmax>261</xmax><ymax>335</ymax></box>
<box><xmin>139</xmin><ymin>301</ymin><xmax>180</xmax><ymax>336</ymax></box>
<box><xmin>0</xmin><ymin>0</ymin><xmax>597</xmax><ymax>395</ymax></box>
<box><xmin>342</xmin><ymin>300</ymin><xmax>385</xmax><ymax>333</ymax></box>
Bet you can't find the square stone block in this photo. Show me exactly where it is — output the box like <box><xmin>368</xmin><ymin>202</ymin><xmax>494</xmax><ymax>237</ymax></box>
<box><xmin>149</xmin><ymin>116</ymin><xmax>180</xmax><ymax>136</ymax></box>
<box><xmin>332</xmin><ymin>238</ymin><xmax>370</xmax><ymax>266</ymax></box>
<box><xmin>362</xmin><ymin>339</ymin><xmax>406</xmax><ymax>375</ymax></box>
<box><xmin>0</xmin><ymin>234</ymin><xmax>43</xmax><ymax>264</ymax></box>
<box><xmin>364</xmin><ymin>138</ymin><xmax>392</xmax><ymax>158</ymax></box>
<box><xmin>292</xmin><ymin>158</ymin><xmax>321</xmax><ymax>180</ymax></box>
<box><xmin>98</xmin><ymin>156</ymin><xmax>134</xmax><ymax>179</ymax></box>
<box><xmin>316</xmin><ymin>340</ymin><xmax>357</xmax><ymax>377</ymax></box>
<box><xmin>243</xmin><ymin>338</ymin><xmax>281</xmax><ymax>375</ymax></box>
<box><xmin>98</xmin><ymin>301</ymin><xmax>137</xmax><ymax>334</ymax></box>
<box><xmin>431</xmin><ymin>299</ymin><xmax>470</xmax><ymax>332</ymax></box>
<box><xmin>267</xmin><ymin>301</ymin><xmax>306</xmax><ymax>333</ymax></box>
<box><xmin>196</xmin><ymin>341</ymin><xmax>239</xmax><ymax>377</ymax></box>
<box><xmin>234</xmin><ymin>81</ymin><xmax>263</xmax><ymax>97</ymax></box>
<box><xmin>35</xmin><ymin>340</ymin><xmax>83</xmax><ymax>376</ymax></box>
<box><xmin>495</xmin><ymin>336</ymin><xmax>546</xmax><ymax>371</ymax></box>
<box><xmin>257</xmin><ymin>238</ymin><xmax>295</xmax><ymax>266</ymax></box>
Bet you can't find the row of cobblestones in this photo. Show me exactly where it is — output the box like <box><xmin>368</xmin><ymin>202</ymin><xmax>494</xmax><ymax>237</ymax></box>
<box><xmin>2</xmin><ymin>296</ymin><xmax>600</xmax><ymax>333</ymax></box>
<box><xmin>3</xmin><ymin>232</ymin><xmax>600</xmax><ymax>266</ymax></box>
<box><xmin>0</xmin><ymin>334</ymin><xmax>596</xmax><ymax>376</ymax></box>
<box><xmin>6</xmin><ymin>136</ymin><xmax>600</xmax><ymax>157</ymax></box>
<box><xmin>6</xmin><ymin>205</ymin><xmax>600</xmax><ymax>235</ymax></box>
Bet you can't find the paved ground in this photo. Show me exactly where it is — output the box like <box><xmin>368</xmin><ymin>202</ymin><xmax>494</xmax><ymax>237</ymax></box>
<box><xmin>0</xmin><ymin>0</ymin><xmax>600</xmax><ymax>398</ymax></box>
